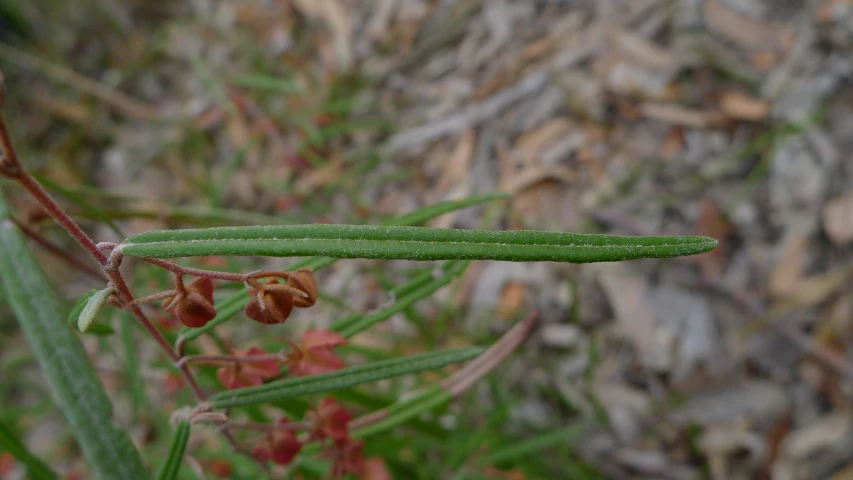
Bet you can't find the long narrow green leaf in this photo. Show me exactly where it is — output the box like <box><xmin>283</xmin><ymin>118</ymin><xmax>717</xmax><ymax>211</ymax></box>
<box><xmin>352</xmin><ymin>387</ymin><xmax>452</xmax><ymax>439</ymax></box>
<box><xmin>209</xmin><ymin>347</ymin><xmax>483</xmax><ymax>409</ymax></box>
<box><xmin>0</xmin><ymin>190</ymin><xmax>150</xmax><ymax>480</ymax></box>
<box><xmin>0</xmin><ymin>419</ymin><xmax>57</xmax><ymax>480</ymax></box>
<box><xmin>155</xmin><ymin>420</ymin><xmax>190</xmax><ymax>480</ymax></box>
<box><xmin>327</xmin><ymin>262</ymin><xmax>457</xmax><ymax>335</ymax></box>
<box><xmin>477</xmin><ymin>425</ymin><xmax>583</xmax><ymax>465</ymax></box>
<box><xmin>121</xmin><ymin>224</ymin><xmax>716</xmax><ymax>263</ymax></box>
<box><xmin>333</xmin><ymin>261</ymin><xmax>468</xmax><ymax>337</ymax></box>
<box><xmin>383</xmin><ymin>192</ymin><xmax>510</xmax><ymax>226</ymax></box>
<box><xmin>286</xmin><ymin>192</ymin><xmax>509</xmax><ymax>271</ymax></box>
<box><xmin>174</xmin><ymin>195</ymin><xmax>509</xmax><ymax>343</ymax></box>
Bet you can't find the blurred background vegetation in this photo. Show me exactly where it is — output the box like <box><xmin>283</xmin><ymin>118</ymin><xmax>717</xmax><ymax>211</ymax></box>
<box><xmin>1</xmin><ymin>0</ymin><xmax>852</xmax><ymax>479</ymax></box>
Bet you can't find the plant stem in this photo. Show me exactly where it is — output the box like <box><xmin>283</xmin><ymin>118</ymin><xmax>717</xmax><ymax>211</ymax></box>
<box><xmin>221</xmin><ymin>421</ymin><xmax>310</xmax><ymax>433</ymax></box>
<box><xmin>176</xmin><ymin>352</ymin><xmax>284</xmax><ymax>369</ymax></box>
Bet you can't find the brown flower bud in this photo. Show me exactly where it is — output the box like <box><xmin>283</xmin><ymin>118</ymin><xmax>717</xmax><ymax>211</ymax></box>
<box><xmin>245</xmin><ymin>278</ymin><xmax>295</xmax><ymax>325</ymax></box>
<box><xmin>163</xmin><ymin>277</ymin><xmax>216</xmax><ymax>328</ymax></box>
<box><xmin>287</xmin><ymin>268</ymin><xmax>318</xmax><ymax>308</ymax></box>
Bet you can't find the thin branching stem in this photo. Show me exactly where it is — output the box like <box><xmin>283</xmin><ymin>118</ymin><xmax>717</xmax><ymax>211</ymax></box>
<box><xmin>176</xmin><ymin>352</ymin><xmax>285</xmax><ymax>369</ymax></box>
<box><xmin>221</xmin><ymin>421</ymin><xmax>311</xmax><ymax>433</ymax></box>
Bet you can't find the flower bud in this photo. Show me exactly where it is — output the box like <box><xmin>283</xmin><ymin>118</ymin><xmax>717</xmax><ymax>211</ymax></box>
<box><xmin>163</xmin><ymin>277</ymin><xmax>216</xmax><ymax>328</ymax></box>
<box><xmin>287</xmin><ymin>268</ymin><xmax>318</xmax><ymax>308</ymax></box>
<box><xmin>245</xmin><ymin>278</ymin><xmax>294</xmax><ymax>324</ymax></box>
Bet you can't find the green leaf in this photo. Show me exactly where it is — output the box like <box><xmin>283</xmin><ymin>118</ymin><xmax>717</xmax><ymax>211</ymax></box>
<box><xmin>383</xmin><ymin>193</ymin><xmax>510</xmax><ymax>227</ymax></box>
<box><xmin>229</xmin><ymin>73</ymin><xmax>302</xmax><ymax>94</ymax></box>
<box><xmin>77</xmin><ymin>287</ymin><xmax>115</xmax><ymax>332</ymax></box>
<box><xmin>67</xmin><ymin>290</ymin><xmax>115</xmax><ymax>336</ymax></box>
<box><xmin>155</xmin><ymin>420</ymin><xmax>190</xmax><ymax>480</ymax></box>
<box><xmin>209</xmin><ymin>347</ymin><xmax>483</xmax><ymax>409</ymax></box>
<box><xmin>286</xmin><ymin>192</ymin><xmax>510</xmax><ymax>271</ymax></box>
<box><xmin>0</xmin><ymin>419</ymin><xmax>57</xmax><ymax>480</ymax></box>
<box><xmin>332</xmin><ymin>261</ymin><xmax>468</xmax><ymax>337</ymax></box>
<box><xmin>121</xmin><ymin>224</ymin><xmax>717</xmax><ymax>263</ymax></box>
<box><xmin>0</xmin><ymin>190</ymin><xmax>150</xmax><ymax>480</ymax></box>
<box><xmin>352</xmin><ymin>386</ymin><xmax>452</xmax><ymax>439</ymax></box>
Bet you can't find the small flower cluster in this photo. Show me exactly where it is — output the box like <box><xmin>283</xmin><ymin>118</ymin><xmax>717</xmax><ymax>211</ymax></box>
<box><xmin>147</xmin><ymin>265</ymin><xmax>387</xmax><ymax>477</ymax></box>
<box><xmin>161</xmin><ymin>268</ymin><xmax>318</xmax><ymax>329</ymax></box>
<box><xmin>253</xmin><ymin>398</ymin><xmax>389</xmax><ymax>479</ymax></box>
<box><xmin>216</xmin><ymin>329</ymin><xmax>347</xmax><ymax>390</ymax></box>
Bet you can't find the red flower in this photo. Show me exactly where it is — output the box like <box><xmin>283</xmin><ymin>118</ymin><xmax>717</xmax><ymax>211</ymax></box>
<box><xmin>204</xmin><ymin>459</ymin><xmax>233</xmax><ymax>477</ymax></box>
<box><xmin>216</xmin><ymin>347</ymin><xmax>280</xmax><ymax>390</ymax></box>
<box><xmin>0</xmin><ymin>453</ymin><xmax>14</xmax><ymax>476</ymax></box>
<box><xmin>163</xmin><ymin>277</ymin><xmax>216</xmax><ymax>328</ymax></box>
<box><xmin>363</xmin><ymin>457</ymin><xmax>391</xmax><ymax>480</ymax></box>
<box><xmin>308</xmin><ymin>397</ymin><xmax>352</xmax><ymax>443</ymax></box>
<box><xmin>329</xmin><ymin>438</ymin><xmax>365</xmax><ymax>478</ymax></box>
<box><xmin>162</xmin><ymin>372</ymin><xmax>185</xmax><ymax>395</ymax></box>
<box><xmin>253</xmin><ymin>418</ymin><xmax>303</xmax><ymax>466</ymax></box>
<box><xmin>286</xmin><ymin>329</ymin><xmax>347</xmax><ymax>376</ymax></box>
<box><xmin>245</xmin><ymin>278</ymin><xmax>295</xmax><ymax>325</ymax></box>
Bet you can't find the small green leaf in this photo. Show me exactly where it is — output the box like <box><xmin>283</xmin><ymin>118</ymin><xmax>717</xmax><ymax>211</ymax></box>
<box><xmin>155</xmin><ymin>420</ymin><xmax>190</xmax><ymax>480</ymax></box>
<box><xmin>68</xmin><ymin>290</ymin><xmax>98</xmax><ymax>323</ymax></box>
<box><xmin>209</xmin><ymin>347</ymin><xmax>483</xmax><ymax>409</ymax></box>
<box><xmin>0</xmin><ymin>419</ymin><xmax>57</xmax><ymax>480</ymax></box>
<box><xmin>0</xmin><ymin>190</ymin><xmax>150</xmax><ymax>480</ymax></box>
<box><xmin>121</xmin><ymin>224</ymin><xmax>717</xmax><ymax>263</ymax></box>
<box><xmin>77</xmin><ymin>287</ymin><xmax>115</xmax><ymax>332</ymax></box>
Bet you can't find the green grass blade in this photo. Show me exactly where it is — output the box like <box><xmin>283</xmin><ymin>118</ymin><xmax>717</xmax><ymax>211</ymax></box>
<box><xmin>333</xmin><ymin>261</ymin><xmax>468</xmax><ymax>337</ymax></box>
<box><xmin>155</xmin><ymin>420</ymin><xmax>190</xmax><ymax>480</ymax></box>
<box><xmin>229</xmin><ymin>73</ymin><xmax>302</xmax><ymax>94</ymax></box>
<box><xmin>0</xmin><ymin>191</ymin><xmax>150</xmax><ymax>480</ymax></box>
<box><xmin>77</xmin><ymin>287</ymin><xmax>114</xmax><ymax>332</ymax></box>
<box><xmin>285</xmin><ymin>192</ymin><xmax>510</xmax><ymax>270</ymax></box>
<box><xmin>121</xmin><ymin>224</ymin><xmax>717</xmax><ymax>263</ymax></box>
<box><xmin>383</xmin><ymin>192</ymin><xmax>510</xmax><ymax>226</ymax></box>
<box><xmin>0</xmin><ymin>419</ymin><xmax>57</xmax><ymax>480</ymax></box>
<box><xmin>209</xmin><ymin>347</ymin><xmax>483</xmax><ymax>409</ymax></box>
<box><xmin>477</xmin><ymin>425</ymin><xmax>583</xmax><ymax>466</ymax></box>
<box><xmin>352</xmin><ymin>387</ymin><xmax>452</xmax><ymax>439</ymax></box>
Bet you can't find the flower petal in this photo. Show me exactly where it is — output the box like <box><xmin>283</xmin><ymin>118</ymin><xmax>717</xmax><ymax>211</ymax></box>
<box><xmin>302</xmin><ymin>329</ymin><xmax>347</xmax><ymax>349</ymax></box>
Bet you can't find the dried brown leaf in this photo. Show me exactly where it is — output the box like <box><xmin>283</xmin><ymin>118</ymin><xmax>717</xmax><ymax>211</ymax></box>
<box><xmin>720</xmin><ymin>91</ymin><xmax>770</xmax><ymax>121</ymax></box>
<box><xmin>822</xmin><ymin>192</ymin><xmax>853</xmax><ymax>245</ymax></box>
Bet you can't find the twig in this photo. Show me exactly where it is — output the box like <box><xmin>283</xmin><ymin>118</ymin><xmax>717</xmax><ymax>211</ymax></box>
<box><xmin>221</xmin><ymin>421</ymin><xmax>310</xmax><ymax>433</ymax></box>
<box><xmin>176</xmin><ymin>352</ymin><xmax>285</xmax><ymax>370</ymax></box>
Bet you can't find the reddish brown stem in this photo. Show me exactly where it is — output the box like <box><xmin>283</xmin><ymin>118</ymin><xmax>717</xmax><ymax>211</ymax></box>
<box><xmin>0</xmin><ymin>121</ymin><xmax>107</xmax><ymax>265</ymax></box>
<box><xmin>0</xmin><ymin>77</ymin><xmax>268</xmax><ymax>466</ymax></box>
<box><xmin>105</xmin><ymin>250</ymin><xmax>206</xmax><ymax>398</ymax></box>
<box><xmin>176</xmin><ymin>352</ymin><xmax>285</xmax><ymax>370</ymax></box>
<box><xmin>221</xmin><ymin>421</ymin><xmax>310</xmax><ymax>433</ymax></box>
